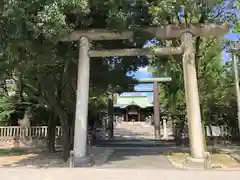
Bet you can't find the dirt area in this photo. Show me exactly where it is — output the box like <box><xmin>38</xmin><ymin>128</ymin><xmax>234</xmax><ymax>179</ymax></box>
<box><xmin>0</xmin><ymin>137</ymin><xmax>69</xmax><ymax>168</ymax></box>
<box><xmin>0</xmin><ymin>148</ymin><xmax>67</xmax><ymax>168</ymax></box>
<box><xmin>166</xmin><ymin>152</ymin><xmax>240</xmax><ymax>169</ymax></box>
<box><xmin>0</xmin><ymin>146</ymin><xmax>113</xmax><ymax>168</ymax></box>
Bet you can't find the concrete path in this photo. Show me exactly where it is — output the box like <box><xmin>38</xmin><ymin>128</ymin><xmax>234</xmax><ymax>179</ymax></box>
<box><xmin>95</xmin><ymin>148</ymin><xmax>174</xmax><ymax>169</ymax></box>
<box><xmin>114</xmin><ymin>122</ymin><xmax>155</xmax><ymax>140</ymax></box>
<box><xmin>95</xmin><ymin>122</ymin><xmax>175</xmax><ymax>169</ymax></box>
<box><xmin>1</xmin><ymin>168</ymin><xmax>240</xmax><ymax>180</ymax></box>
<box><xmin>114</xmin><ymin>122</ymin><xmax>173</xmax><ymax>140</ymax></box>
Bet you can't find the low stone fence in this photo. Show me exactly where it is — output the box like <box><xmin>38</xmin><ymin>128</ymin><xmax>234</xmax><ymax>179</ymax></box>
<box><xmin>0</xmin><ymin>126</ymin><xmax>65</xmax><ymax>139</ymax></box>
<box><xmin>0</xmin><ymin>126</ymin><xmax>75</xmax><ymax>148</ymax></box>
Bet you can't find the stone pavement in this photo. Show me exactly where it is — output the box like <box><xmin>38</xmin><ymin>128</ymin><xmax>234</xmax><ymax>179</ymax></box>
<box><xmin>114</xmin><ymin>122</ymin><xmax>155</xmax><ymax>140</ymax></box>
<box><xmin>1</xmin><ymin>168</ymin><xmax>240</xmax><ymax>180</ymax></box>
<box><xmin>94</xmin><ymin>148</ymin><xmax>174</xmax><ymax>169</ymax></box>
<box><xmin>113</xmin><ymin>122</ymin><xmax>173</xmax><ymax>140</ymax></box>
<box><xmin>94</xmin><ymin>122</ymin><xmax>240</xmax><ymax>169</ymax></box>
<box><xmin>94</xmin><ymin>122</ymin><xmax>176</xmax><ymax>169</ymax></box>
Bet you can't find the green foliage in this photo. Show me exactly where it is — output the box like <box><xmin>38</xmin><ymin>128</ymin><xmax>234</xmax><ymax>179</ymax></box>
<box><xmin>0</xmin><ymin>1</ymin><xmax>149</xmax><ymax>158</ymax></box>
<box><xmin>0</xmin><ymin>95</ymin><xmax>15</xmax><ymax>125</ymax></box>
<box><xmin>0</xmin><ymin>148</ymin><xmax>26</xmax><ymax>156</ymax></box>
<box><xmin>152</xmin><ymin>37</ymin><xmax>238</xmax><ymax>135</ymax></box>
<box><xmin>149</xmin><ymin>0</ymin><xmax>238</xmax><ymax>137</ymax></box>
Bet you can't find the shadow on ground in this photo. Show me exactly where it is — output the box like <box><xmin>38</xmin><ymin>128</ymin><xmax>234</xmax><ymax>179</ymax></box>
<box><xmin>93</xmin><ymin>147</ymin><xmax>186</xmax><ymax>169</ymax></box>
<box><xmin>1</xmin><ymin>121</ymin><xmax>240</xmax><ymax>169</ymax></box>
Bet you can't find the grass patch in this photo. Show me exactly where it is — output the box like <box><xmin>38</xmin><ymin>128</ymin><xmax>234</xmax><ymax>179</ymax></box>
<box><xmin>166</xmin><ymin>152</ymin><xmax>240</xmax><ymax>169</ymax></box>
<box><xmin>0</xmin><ymin>148</ymin><xmax>26</xmax><ymax>156</ymax></box>
<box><xmin>211</xmin><ymin>154</ymin><xmax>240</xmax><ymax>168</ymax></box>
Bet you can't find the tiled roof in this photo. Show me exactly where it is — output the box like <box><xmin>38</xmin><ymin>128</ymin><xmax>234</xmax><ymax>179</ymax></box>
<box><xmin>114</xmin><ymin>96</ymin><xmax>153</xmax><ymax>108</ymax></box>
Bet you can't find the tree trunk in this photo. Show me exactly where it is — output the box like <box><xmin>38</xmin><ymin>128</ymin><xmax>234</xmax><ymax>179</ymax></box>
<box><xmin>70</xmin><ymin>112</ymin><xmax>75</xmax><ymax>150</ymax></box>
<box><xmin>52</xmin><ymin>104</ymin><xmax>70</xmax><ymax>161</ymax></box>
<box><xmin>179</xmin><ymin>116</ymin><xmax>187</xmax><ymax>145</ymax></box>
<box><xmin>14</xmin><ymin>70</ymin><xmax>24</xmax><ymax>101</ymax></box>
<box><xmin>61</xmin><ymin>119</ymin><xmax>70</xmax><ymax>161</ymax></box>
<box><xmin>47</xmin><ymin>112</ymin><xmax>56</xmax><ymax>152</ymax></box>
<box><xmin>208</xmin><ymin>124</ymin><xmax>213</xmax><ymax>143</ymax></box>
<box><xmin>44</xmin><ymin>93</ymin><xmax>71</xmax><ymax>161</ymax></box>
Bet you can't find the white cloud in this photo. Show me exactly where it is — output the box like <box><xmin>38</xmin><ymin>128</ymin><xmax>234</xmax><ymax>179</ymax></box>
<box><xmin>148</xmin><ymin>95</ymin><xmax>153</xmax><ymax>103</ymax></box>
<box><xmin>138</xmin><ymin>66</ymin><xmax>148</xmax><ymax>73</ymax></box>
<box><xmin>139</xmin><ymin>92</ymin><xmax>148</xmax><ymax>96</ymax></box>
<box><xmin>120</xmin><ymin>93</ymin><xmax>133</xmax><ymax>96</ymax></box>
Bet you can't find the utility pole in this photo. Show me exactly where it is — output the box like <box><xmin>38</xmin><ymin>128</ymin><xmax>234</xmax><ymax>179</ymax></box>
<box><xmin>230</xmin><ymin>41</ymin><xmax>240</xmax><ymax>134</ymax></box>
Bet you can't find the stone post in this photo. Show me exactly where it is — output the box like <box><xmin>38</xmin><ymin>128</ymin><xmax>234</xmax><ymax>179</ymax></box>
<box><xmin>181</xmin><ymin>32</ymin><xmax>205</xmax><ymax>166</ymax></box>
<box><xmin>108</xmin><ymin>92</ymin><xmax>114</xmax><ymax>139</ymax></box>
<box><xmin>73</xmin><ymin>37</ymin><xmax>91</xmax><ymax>167</ymax></box>
<box><xmin>153</xmin><ymin>81</ymin><xmax>161</xmax><ymax>139</ymax></box>
<box><xmin>162</xmin><ymin>116</ymin><xmax>168</xmax><ymax>139</ymax></box>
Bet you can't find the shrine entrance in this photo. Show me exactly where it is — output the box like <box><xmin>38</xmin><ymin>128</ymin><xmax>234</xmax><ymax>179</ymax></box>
<box><xmin>127</xmin><ymin>112</ymin><xmax>139</xmax><ymax>122</ymax></box>
<box><xmin>64</xmin><ymin>24</ymin><xmax>229</xmax><ymax>167</ymax></box>
<box><xmin>123</xmin><ymin>106</ymin><xmax>148</xmax><ymax>122</ymax></box>
<box><xmin>114</xmin><ymin>96</ymin><xmax>153</xmax><ymax>122</ymax></box>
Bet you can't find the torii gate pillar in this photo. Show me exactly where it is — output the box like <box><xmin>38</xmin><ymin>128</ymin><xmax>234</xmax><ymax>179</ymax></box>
<box><xmin>181</xmin><ymin>32</ymin><xmax>205</xmax><ymax>166</ymax></box>
<box><xmin>73</xmin><ymin>37</ymin><xmax>92</xmax><ymax>167</ymax></box>
<box><xmin>153</xmin><ymin>81</ymin><xmax>161</xmax><ymax>139</ymax></box>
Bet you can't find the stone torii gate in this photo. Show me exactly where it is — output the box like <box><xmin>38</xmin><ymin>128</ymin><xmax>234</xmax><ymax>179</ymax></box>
<box><xmin>106</xmin><ymin>77</ymin><xmax>171</xmax><ymax>140</ymax></box>
<box><xmin>134</xmin><ymin>83</ymin><xmax>169</xmax><ymax>140</ymax></box>
<box><xmin>107</xmin><ymin>77</ymin><xmax>172</xmax><ymax>140</ymax></box>
<box><xmin>137</xmin><ymin>77</ymin><xmax>172</xmax><ymax>139</ymax></box>
<box><xmin>64</xmin><ymin>23</ymin><xmax>228</xmax><ymax>167</ymax></box>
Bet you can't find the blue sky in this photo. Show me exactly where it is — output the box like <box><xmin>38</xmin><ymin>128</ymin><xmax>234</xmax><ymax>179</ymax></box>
<box><xmin>119</xmin><ymin>32</ymin><xmax>240</xmax><ymax>103</ymax></box>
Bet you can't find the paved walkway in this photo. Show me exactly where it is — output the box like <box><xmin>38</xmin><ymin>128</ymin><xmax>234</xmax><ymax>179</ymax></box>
<box><xmin>114</xmin><ymin>122</ymin><xmax>173</xmax><ymax>140</ymax></box>
<box><xmin>95</xmin><ymin>122</ymin><xmax>175</xmax><ymax>169</ymax></box>
<box><xmin>114</xmin><ymin>122</ymin><xmax>155</xmax><ymax>140</ymax></box>
<box><xmin>1</xmin><ymin>168</ymin><xmax>240</xmax><ymax>180</ymax></box>
<box><xmin>95</xmin><ymin>148</ymin><xmax>174</xmax><ymax>169</ymax></box>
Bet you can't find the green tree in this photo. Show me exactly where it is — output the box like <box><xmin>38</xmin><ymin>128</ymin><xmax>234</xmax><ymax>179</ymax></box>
<box><xmin>148</xmin><ymin>1</ymin><xmax>237</xmax><ymax>141</ymax></box>
<box><xmin>0</xmin><ymin>0</ymin><xmax>149</xmax><ymax>160</ymax></box>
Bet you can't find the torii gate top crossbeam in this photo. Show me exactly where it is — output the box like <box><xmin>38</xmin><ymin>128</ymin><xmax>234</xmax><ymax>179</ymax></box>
<box><xmin>63</xmin><ymin>23</ymin><xmax>229</xmax><ymax>41</ymax></box>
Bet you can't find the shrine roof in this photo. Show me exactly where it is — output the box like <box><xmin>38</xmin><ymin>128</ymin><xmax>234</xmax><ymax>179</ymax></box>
<box><xmin>114</xmin><ymin>96</ymin><xmax>153</xmax><ymax>108</ymax></box>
